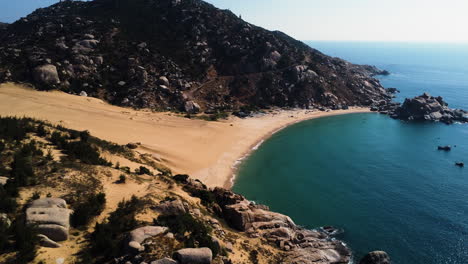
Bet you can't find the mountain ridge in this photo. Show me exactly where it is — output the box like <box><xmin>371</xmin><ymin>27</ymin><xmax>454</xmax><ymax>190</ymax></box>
<box><xmin>0</xmin><ymin>0</ymin><xmax>391</xmax><ymax>113</ymax></box>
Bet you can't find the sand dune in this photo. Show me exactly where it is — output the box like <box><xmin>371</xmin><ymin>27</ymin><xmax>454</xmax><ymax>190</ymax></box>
<box><xmin>0</xmin><ymin>83</ymin><xmax>370</xmax><ymax>188</ymax></box>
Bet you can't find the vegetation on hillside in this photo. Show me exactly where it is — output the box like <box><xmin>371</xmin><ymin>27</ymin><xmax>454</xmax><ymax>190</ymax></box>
<box><xmin>0</xmin><ymin>116</ymin><xmax>135</xmax><ymax>263</ymax></box>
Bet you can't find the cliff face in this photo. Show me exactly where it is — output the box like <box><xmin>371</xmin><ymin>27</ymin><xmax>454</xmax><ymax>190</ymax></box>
<box><xmin>0</xmin><ymin>0</ymin><xmax>390</xmax><ymax>112</ymax></box>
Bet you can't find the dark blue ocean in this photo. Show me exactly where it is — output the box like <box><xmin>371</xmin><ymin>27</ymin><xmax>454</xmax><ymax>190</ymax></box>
<box><xmin>233</xmin><ymin>42</ymin><xmax>468</xmax><ymax>264</ymax></box>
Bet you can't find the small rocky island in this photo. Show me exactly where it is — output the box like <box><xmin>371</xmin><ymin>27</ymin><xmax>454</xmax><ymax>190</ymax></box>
<box><xmin>375</xmin><ymin>93</ymin><xmax>468</xmax><ymax>124</ymax></box>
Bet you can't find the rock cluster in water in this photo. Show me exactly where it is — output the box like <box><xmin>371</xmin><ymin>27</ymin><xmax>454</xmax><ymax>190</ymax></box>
<box><xmin>359</xmin><ymin>251</ymin><xmax>391</xmax><ymax>264</ymax></box>
<box><xmin>374</xmin><ymin>93</ymin><xmax>468</xmax><ymax>124</ymax></box>
<box><xmin>0</xmin><ymin>0</ymin><xmax>391</xmax><ymax>112</ymax></box>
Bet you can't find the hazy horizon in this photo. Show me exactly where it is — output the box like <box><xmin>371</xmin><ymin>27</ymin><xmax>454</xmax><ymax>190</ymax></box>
<box><xmin>1</xmin><ymin>0</ymin><xmax>468</xmax><ymax>43</ymax></box>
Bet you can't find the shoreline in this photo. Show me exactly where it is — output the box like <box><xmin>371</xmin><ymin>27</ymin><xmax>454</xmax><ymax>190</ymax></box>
<box><xmin>224</xmin><ymin>109</ymin><xmax>372</xmax><ymax>189</ymax></box>
<box><xmin>0</xmin><ymin>83</ymin><xmax>371</xmax><ymax>189</ymax></box>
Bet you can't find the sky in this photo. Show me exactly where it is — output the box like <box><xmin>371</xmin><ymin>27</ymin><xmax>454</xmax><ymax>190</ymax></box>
<box><xmin>1</xmin><ymin>0</ymin><xmax>468</xmax><ymax>43</ymax></box>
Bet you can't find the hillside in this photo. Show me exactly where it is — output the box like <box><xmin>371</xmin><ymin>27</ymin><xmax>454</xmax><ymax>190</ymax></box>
<box><xmin>0</xmin><ymin>116</ymin><xmax>353</xmax><ymax>264</ymax></box>
<box><xmin>0</xmin><ymin>0</ymin><xmax>391</xmax><ymax>113</ymax></box>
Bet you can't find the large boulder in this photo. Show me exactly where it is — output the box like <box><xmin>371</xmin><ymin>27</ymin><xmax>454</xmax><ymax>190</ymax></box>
<box><xmin>72</xmin><ymin>39</ymin><xmax>100</xmax><ymax>53</ymax></box>
<box><xmin>158</xmin><ymin>76</ymin><xmax>170</xmax><ymax>86</ymax></box>
<box><xmin>359</xmin><ymin>251</ymin><xmax>391</xmax><ymax>264</ymax></box>
<box><xmin>184</xmin><ymin>101</ymin><xmax>201</xmax><ymax>114</ymax></box>
<box><xmin>30</xmin><ymin>198</ymin><xmax>67</xmax><ymax>208</ymax></box>
<box><xmin>222</xmin><ymin>200</ymin><xmax>294</xmax><ymax>231</ymax></box>
<box><xmin>173</xmin><ymin>247</ymin><xmax>213</xmax><ymax>264</ymax></box>
<box><xmin>33</xmin><ymin>64</ymin><xmax>60</xmax><ymax>85</ymax></box>
<box><xmin>153</xmin><ymin>199</ymin><xmax>187</xmax><ymax>216</ymax></box>
<box><xmin>126</xmin><ymin>226</ymin><xmax>168</xmax><ymax>254</ymax></box>
<box><xmin>26</xmin><ymin>198</ymin><xmax>71</xmax><ymax>242</ymax></box>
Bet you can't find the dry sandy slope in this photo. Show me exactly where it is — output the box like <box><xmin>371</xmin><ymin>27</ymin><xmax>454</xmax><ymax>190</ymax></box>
<box><xmin>0</xmin><ymin>83</ymin><xmax>371</xmax><ymax>188</ymax></box>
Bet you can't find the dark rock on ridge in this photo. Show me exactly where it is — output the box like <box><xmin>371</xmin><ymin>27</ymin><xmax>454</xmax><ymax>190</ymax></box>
<box><xmin>0</xmin><ymin>22</ymin><xmax>8</xmax><ymax>31</ymax></box>
<box><xmin>0</xmin><ymin>0</ymin><xmax>391</xmax><ymax>112</ymax></box>
<box><xmin>359</xmin><ymin>251</ymin><xmax>391</xmax><ymax>264</ymax></box>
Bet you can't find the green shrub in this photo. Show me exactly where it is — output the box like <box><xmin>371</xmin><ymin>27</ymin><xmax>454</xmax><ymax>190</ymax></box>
<box><xmin>45</xmin><ymin>149</ymin><xmax>54</xmax><ymax>161</ymax></box>
<box><xmin>50</xmin><ymin>131</ymin><xmax>109</xmax><ymax>165</ymax></box>
<box><xmin>118</xmin><ymin>174</ymin><xmax>126</xmax><ymax>184</ymax></box>
<box><xmin>69</xmin><ymin>130</ymin><xmax>80</xmax><ymax>140</ymax></box>
<box><xmin>14</xmin><ymin>218</ymin><xmax>39</xmax><ymax>263</ymax></box>
<box><xmin>36</xmin><ymin>124</ymin><xmax>48</xmax><ymax>137</ymax></box>
<box><xmin>0</xmin><ymin>218</ymin><xmax>10</xmax><ymax>253</ymax></box>
<box><xmin>0</xmin><ymin>194</ymin><xmax>16</xmax><ymax>214</ymax></box>
<box><xmin>31</xmin><ymin>191</ymin><xmax>41</xmax><ymax>200</ymax></box>
<box><xmin>79</xmin><ymin>130</ymin><xmax>91</xmax><ymax>143</ymax></box>
<box><xmin>137</xmin><ymin>166</ymin><xmax>151</xmax><ymax>175</ymax></box>
<box><xmin>249</xmin><ymin>250</ymin><xmax>259</xmax><ymax>264</ymax></box>
<box><xmin>71</xmin><ymin>193</ymin><xmax>106</xmax><ymax>227</ymax></box>
<box><xmin>89</xmin><ymin>196</ymin><xmax>142</xmax><ymax>259</ymax></box>
<box><xmin>10</xmin><ymin>149</ymin><xmax>35</xmax><ymax>187</ymax></box>
<box><xmin>173</xmin><ymin>174</ymin><xmax>189</xmax><ymax>183</ymax></box>
<box><xmin>50</xmin><ymin>131</ymin><xmax>67</xmax><ymax>148</ymax></box>
<box><xmin>156</xmin><ymin>213</ymin><xmax>219</xmax><ymax>257</ymax></box>
<box><xmin>0</xmin><ymin>117</ymin><xmax>34</xmax><ymax>141</ymax></box>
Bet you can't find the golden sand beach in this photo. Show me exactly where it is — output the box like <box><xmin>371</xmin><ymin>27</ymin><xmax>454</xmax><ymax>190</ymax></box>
<box><xmin>0</xmin><ymin>83</ymin><xmax>370</xmax><ymax>188</ymax></box>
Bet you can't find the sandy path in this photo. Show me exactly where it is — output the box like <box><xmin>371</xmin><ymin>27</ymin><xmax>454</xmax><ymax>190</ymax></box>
<box><xmin>0</xmin><ymin>83</ymin><xmax>371</xmax><ymax>188</ymax></box>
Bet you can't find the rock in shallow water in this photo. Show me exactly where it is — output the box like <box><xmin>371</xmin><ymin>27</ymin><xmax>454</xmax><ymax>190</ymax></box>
<box><xmin>359</xmin><ymin>251</ymin><xmax>391</xmax><ymax>264</ymax></box>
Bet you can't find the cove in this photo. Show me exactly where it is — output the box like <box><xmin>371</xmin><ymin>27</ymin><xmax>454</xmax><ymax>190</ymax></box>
<box><xmin>233</xmin><ymin>113</ymin><xmax>468</xmax><ymax>263</ymax></box>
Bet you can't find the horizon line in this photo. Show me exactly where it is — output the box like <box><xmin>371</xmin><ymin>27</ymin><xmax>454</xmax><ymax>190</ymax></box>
<box><xmin>303</xmin><ymin>39</ymin><xmax>468</xmax><ymax>44</ymax></box>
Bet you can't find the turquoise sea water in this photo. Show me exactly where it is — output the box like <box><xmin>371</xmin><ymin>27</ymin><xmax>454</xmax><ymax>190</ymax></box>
<box><xmin>233</xmin><ymin>42</ymin><xmax>468</xmax><ymax>263</ymax></box>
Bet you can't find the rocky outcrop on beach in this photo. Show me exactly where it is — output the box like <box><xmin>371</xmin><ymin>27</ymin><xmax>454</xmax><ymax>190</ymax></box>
<box><xmin>0</xmin><ymin>0</ymin><xmax>391</xmax><ymax>112</ymax></box>
<box><xmin>374</xmin><ymin>93</ymin><xmax>468</xmax><ymax>124</ymax></box>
